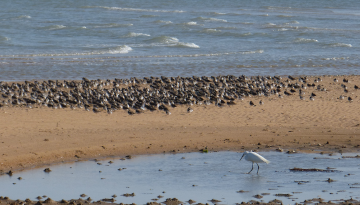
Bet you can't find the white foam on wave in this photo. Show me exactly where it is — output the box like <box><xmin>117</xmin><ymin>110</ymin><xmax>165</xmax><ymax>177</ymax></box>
<box><xmin>264</xmin><ymin>23</ymin><xmax>276</xmax><ymax>27</ymax></box>
<box><xmin>106</xmin><ymin>45</ymin><xmax>133</xmax><ymax>54</ymax></box>
<box><xmin>0</xmin><ymin>36</ymin><xmax>10</xmax><ymax>42</ymax></box>
<box><xmin>1</xmin><ymin>45</ymin><xmax>132</xmax><ymax>58</ymax></box>
<box><xmin>143</xmin><ymin>36</ymin><xmax>199</xmax><ymax>49</ymax></box>
<box><xmin>94</xmin><ymin>23</ymin><xmax>133</xmax><ymax>28</ymax></box>
<box><xmin>17</xmin><ymin>15</ymin><xmax>31</xmax><ymax>19</ymax></box>
<box><xmin>290</xmin><ymin>21</ymin><xmax>300</xmax><ymax>24</ymax></box>
<box><xmin>140</xmin><ymin>49</ymin><xmax>263</xmax><ymax>58</ymax></box>
<box><xmin>294</xmin><ymin>38</ymin><xmax>318</xmax><ymax>43</ymax></box>
<box><xmin>124</xmin><ymin>32</ymin><xmax>151</xmax><ymax>37</ymax></box>
<box><xmin>47</xmin><ymin>25</ymin><xmax>67</xmax><ymax>30</ymax></box>
<box><xmin>278</xmin><ymin>28</ymin><xmax>288</xmax><ymax>31</ymax></box>
<box><xmin>209</xmin><ymin>12</ymin><xmax>227</xmax><ymax>15</ymax></box>
<box><xmin>154</xmin><ymin>20</ymin><xmax>173</xmax><ymax>24</ymax></box>
<box><xmin>194</xmin><ymin>17</ymin><xmax>227</xmax><ymax>22</ymax></box>
<box><xmin>96</xmin><ymin>6</ymin><xmax>185</xmax><ymax>13</ymax></box>
<box><xmin>330</xmin><ymin>43</ymin><xmax>352</xmax><ymax>47</ymax></box>
<box><xmin>186</xmin><ymin>21</ymin><xmax>198</xmax><ymax>25</ymax></box>
<box><xmin>322</xmin><ymin>57</ymin><xmax>349</xmax><ymax>61</ymax></box>
<box><xmin>201</xmin><ymin>28</ymin><xmax>221</xmax><ymax>33</ymax></box>
<box><xmin>147</xmin><ymin>36</ymin><xmax>179</xmax><ymax>44</ymax></box>
<box><xmin>174</xmin><ymin>42</ymin><xmax>200</xmax><ymax>48</ymax></box>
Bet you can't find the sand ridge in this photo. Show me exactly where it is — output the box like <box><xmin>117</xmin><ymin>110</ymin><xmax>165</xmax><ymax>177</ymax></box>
<box><xmin>0</xmin><ymin>75</ymin><xmax>360</xmax><ymax>174</ymax></box>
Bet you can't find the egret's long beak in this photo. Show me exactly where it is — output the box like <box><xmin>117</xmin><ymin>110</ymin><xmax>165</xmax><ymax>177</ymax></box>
<box><xmin>240</xmin><ymin>154</ymin><xmax>245</xmax><ymax>161</ymax></box>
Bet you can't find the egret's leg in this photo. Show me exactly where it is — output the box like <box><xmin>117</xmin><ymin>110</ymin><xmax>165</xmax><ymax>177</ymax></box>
<box><xmin>247</xmin><ymin>162</ymin><xmax>254</xmax><ymax>174</ymax></box>
<box><xmin>256</xmin><ymin>163</ymin><xmax>260</xmax><ymax>174</ymax></box>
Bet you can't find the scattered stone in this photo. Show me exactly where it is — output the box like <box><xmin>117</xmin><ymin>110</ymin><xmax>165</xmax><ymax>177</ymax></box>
<box><xmin>43</xmin><ymin>168</ymin><xmax>51</xmax><ymax>173</ymax></box>
<box><xmin>253</xmin><ymin>194</ymin><xmax>263</xmax><ymax>199</ymax></box>
<box><xmin>122</xmin><ymin>193</ymin><xmax>135</xmax><ymax>197</ymax></box>
<box><xmin>274</xmin><ymin>193</ymin><xmax>292</xmax><ymax>197</ymax></box>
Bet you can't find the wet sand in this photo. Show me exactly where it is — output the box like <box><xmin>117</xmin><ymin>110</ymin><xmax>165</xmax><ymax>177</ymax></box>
<box><xmin>0</xmin><ymin>75</ymin><xmax>360</xmax><ymax>204</ymax></box>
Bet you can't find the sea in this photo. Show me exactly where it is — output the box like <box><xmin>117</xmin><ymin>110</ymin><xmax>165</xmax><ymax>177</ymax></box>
<box><xmin>1</xmin><ymin>0</ymin><xmax>360</xmax><ymax>81</ymax></box>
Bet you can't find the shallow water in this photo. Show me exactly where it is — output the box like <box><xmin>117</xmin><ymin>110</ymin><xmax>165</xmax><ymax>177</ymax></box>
<box><xmin>1</xmin><ymin>152</ymin><xmax>360</xmax><ymax>204</ymax></box>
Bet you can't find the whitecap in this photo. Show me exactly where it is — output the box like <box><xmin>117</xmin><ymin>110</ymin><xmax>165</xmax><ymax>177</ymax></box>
<box><xmin>47</xmin><ymin>25</ymin><xmax>66</xmax><ymax>30</ymax></box>
<box><xmin>146</xmin><ymin>36</ymin><xmax>179</xmax><ymax>44</ymax></box>
<box><xmin>185</xmin><ymin>21</ymin><xmax>198</xmax><ymax>25</ymax></box>
<box><xmin>124</xmin><ymin>32</ymin><xmax>151</xmax><ymax>37</ymax></box>
<box><xmin>106</xmin><ymin>45</ymin><xmax>133</xmax><ymax>54</ymax></box>
<box><xmin>0</xmin><ymin>36</ymin><xmax>10</xmax><ymax>42</ymax></box>
<box><xmin>194</xmin><ymin>17</ymin><xmax>227</xmax><ymax>22</ymax></box>
<box><xmin>175</xmin><ymin>42</ymin><xmax>200</xmax><ymax>48</ymax></box>
<box><xmin>154</xmin><ymin>20</ymin><xmax>173</xmax><ymax>24</ymax></box>
<box><xmin>290</xmin><ymin>21</ymin><xmax>300</xmax><ymax>24</ymax></box>
<box><xmin>264</xmin><ymin>23</ymin><xmax>276</xmax><ymax>27</ymax></box>
<box><xmin>94</xmin><ymin>23</ymin><xmax>133</xmax><ymax>28</ymax></box>
<box><xmin>17</xmin><ymin>15</ymin><xmax>31</xmax><ymax>19</ymax></box>
<box><xmin>294</xmin><ymin>38</ymin><xmax>318</xmax><ymax>43</ymax></box>
<box><xmin>330</xmin><ymin>43</ymin><xmax>352</xmax><ymax>47</ymax></box>
<box><xmin>201</xmin><ymin>28</ymin><xmax>221</xmax><ymax>33</ymax></box>
<box><xmin>97</xmin><ymin>6</ymin><xmax>185</xmax><ymax>13</ymax></box>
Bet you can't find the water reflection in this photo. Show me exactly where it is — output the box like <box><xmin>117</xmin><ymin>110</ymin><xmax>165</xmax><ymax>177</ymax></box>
<box><xmin>0</xmin><ymin>152</ymin><xmax>359</xmax><ymax>204</ymax></box>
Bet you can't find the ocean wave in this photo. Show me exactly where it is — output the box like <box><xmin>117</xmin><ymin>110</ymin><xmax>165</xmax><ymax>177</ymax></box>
<box><xmin>93</xmin><ymin>6</ymin><xmax>185</xmax><ymax>13</ymax></box>
<box><xmin>221</xmin><ymin>32</ymin><xmax>254</xmax><ymax>38</ymax></box>
<box><xmin>0</xmin><ymin>36</ymin><xmax>10</xmax><ymax>42</ymax></box>
<box><xmin>16</xmin><ymin>15</ymin><xmax>31</xmax><ymax>19</ymax></box>
<box><xmin>142</xmin><ymin>36</ymin><xmax>199</xmax><ymax>48</ymax></box>
<box><xmin>289</xmin><ymin>21</ymin><xmax>300</xmax><ymax>24</ymax></box>
<box><xmin>46</xmin><ymin>25</ymin><xmax>67</xmax><ymax>30</ymax></box>
<box><xmin>277</xmin><ymin>15</ymin><xmax>293</xmax><ymax>18</ymax></box>
<box><xmin>214</xmin><ymin>26</ymin><xmax>237</xmax><ymax>30</ymax></box>
<box><xmin>322</xmin><ymin>57</ymin><xmax>349</xmax><ymax>60</ymax></box>
<box><xmin>264</xmin><ymin>23</ymin><xmax>276</xmax><ymax>27</ymax></box>
<box><xmin>240</xmin><ymin>22</ymin><xmax>254</xmax><ymax>25</ymax></box>
<box><xmin>294</xmin><ymin>38</ymin><xmax>318</xmax><ymax>43</ymax></box>
<box><xmin>278</xmin><ymin>28</ymin><xmax>288</xmax><ymax>31</ymax></box>
<box><xmin>124</xmin><ymin>32</ymin><xmax>151</xmax><ymax>37</ymax></box>
<box><xmin>208</xmin><ymin>12</ymin><xmax>227</xmax><ymax>15</ymax></box>
<box><xmin>140</xmin><ymin>15</ymin><xmax>158</xmax><ymax>18</ymax></box>
<box><xmin>0</xmin><ymin>45</ymin><xmax>132</xmax><ymax>58</ymax></box>
<box><xmin>154</xmin><ymin>20</ymin><xmax>173</xmax><ymax>24</ymax></box>
<box><xmin>132</xmin><ymin>49</ymin><xmax>262</xmax><ymax>58</ymax></box>
<box><xmin>94</xmin><ymin>23</ymin><xmax>133</xmax><ymax>28</ymax></box>
<box><xmin>146</xmin><ymin>36</ymin><xmax>179</xmax><ymax>44</ymax></box>
<box><xmin>329</xmin><ymin>43</ymin><xmax>352</xmax><ymax>47</ymax></box>
<box><xmin>185</xmin><ymin>21</ymin><xmax>198</xmax><ymax>26</ymax></box>
<box><xmin>192</xmin><ymin>17</ymin><xmax>227</xmax><ymax>22</ymax></box>
<box><xmin>174</xmin><ymin>42</ymin><xmax>200</xmax><ymax>48</ymax></box>
<box><xmin>200</xmin><ymin>28</ymin><xmax>221</xmax><ymax>33</ymax></box>
<box><xmin>106</xmin><ymin>45</ymin><xmax>133</xmax><ymax>54</ymax></box>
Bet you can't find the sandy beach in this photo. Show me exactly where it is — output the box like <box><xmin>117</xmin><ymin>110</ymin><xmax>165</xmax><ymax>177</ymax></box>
<box><xmin>0</xmin><ymin>75</ymin><xmax>360</xmax><ymax>204</ymax></box>
<box><xmin>1</xmin><ymin>74</ymin><xmax>359</xmax><ymax>173</ymax></box>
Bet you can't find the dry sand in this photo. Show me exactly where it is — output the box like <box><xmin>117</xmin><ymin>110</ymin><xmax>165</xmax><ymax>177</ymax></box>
<box><xmin>0</xmin><ymin>75</ymin><xmax>359</xmax><ymax>174</ymax></box>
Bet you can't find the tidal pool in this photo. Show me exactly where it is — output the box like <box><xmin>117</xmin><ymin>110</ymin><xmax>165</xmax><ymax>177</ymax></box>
<box><xmin>1</xmin><ymin>151</ymin><xmax>360</xmax><ymax>204</ymax></box>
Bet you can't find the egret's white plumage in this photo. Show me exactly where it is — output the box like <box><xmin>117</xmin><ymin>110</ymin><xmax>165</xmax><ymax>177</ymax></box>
<box><xmin>240</xmin><ymin>151</ymin><xmax>270</xmax><ymax>174</ymax></box>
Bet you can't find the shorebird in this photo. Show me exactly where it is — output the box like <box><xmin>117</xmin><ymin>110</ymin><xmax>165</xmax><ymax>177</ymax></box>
<box><xmin>240</xmin><ymin>151</ymin><xmax>270</xmax><ymax>174</ymax></box>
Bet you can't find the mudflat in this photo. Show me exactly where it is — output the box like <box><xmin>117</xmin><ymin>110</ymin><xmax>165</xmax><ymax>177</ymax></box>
<box><xmin>0</xmin><ymin>75</ymin><xmax>359</xmax><ymax>175</ymax></box>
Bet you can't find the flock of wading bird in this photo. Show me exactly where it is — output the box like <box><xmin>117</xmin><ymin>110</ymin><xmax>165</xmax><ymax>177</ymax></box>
<box><xmin>0</xmin><ymin>75</ymin><xmax>357</xmax><ymax>114</ymax></box>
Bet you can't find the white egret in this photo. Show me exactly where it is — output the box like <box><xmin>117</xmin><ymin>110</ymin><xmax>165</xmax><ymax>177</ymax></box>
<box><xmin>240</xmin><ymin>151</ymin><xmax>270</xmax><ymax>174</ymax></box>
